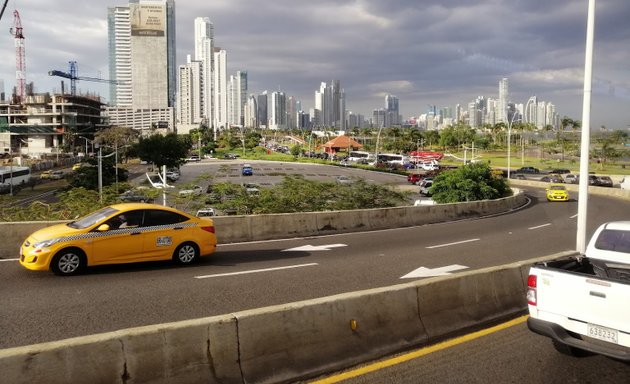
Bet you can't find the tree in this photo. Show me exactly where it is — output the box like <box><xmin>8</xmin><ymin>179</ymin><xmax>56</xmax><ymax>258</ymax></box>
<box><xmin>95</xmin><ymin>126</ymin><xmax>138</xmax><ymax>163</ymax></box>
<box><xmin>66</xmin><ymin>152</ymin><xmax>120</xmax><ymax>190</ymax></box>
<box><xmin>431</xmin><ymin>162</ymin><xmax>512</xmax><ymax>203</ymax></box>
<box><xmin>134</xmin><ymin>133</ymin><xmax>190</xmax><ymax>169</ymax></box>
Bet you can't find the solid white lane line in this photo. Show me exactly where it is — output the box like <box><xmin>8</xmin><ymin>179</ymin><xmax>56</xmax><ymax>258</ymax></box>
<box><xmin>194</xmin><ymin>263</ymin><xmax>319</xmax><ymax>279</ymax></box>
<box><xmin>0</xmin><ymin>258</ymin><xmax>18</xmax><ymax>262</ymax></box>
<box><xmin>426</xmin><ymin>238</ymin><xmax>480</xmax><ymax>249</ymax></box>
<box><xmin>570</xmin><ymin>214</ymin><xmax>578</xmax><ymax>219</ymax></box>
<box><xmin>528</xmin><ymin>223</ymin><xmax>551</xmax><ymax>230</ymax></box>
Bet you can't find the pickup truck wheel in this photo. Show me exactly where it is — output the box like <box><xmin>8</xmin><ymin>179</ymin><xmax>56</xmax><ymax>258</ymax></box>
<box><xmin>552</xmin><ymin>340</ymin><xmax>591</xmax><ymax>357</ymax></box>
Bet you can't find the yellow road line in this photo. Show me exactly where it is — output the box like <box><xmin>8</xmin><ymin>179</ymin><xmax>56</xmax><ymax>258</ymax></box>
<box><xmin>309</xmin><ymin>315</ymin><xmax>529</xmax><ymax>384</ymax></box>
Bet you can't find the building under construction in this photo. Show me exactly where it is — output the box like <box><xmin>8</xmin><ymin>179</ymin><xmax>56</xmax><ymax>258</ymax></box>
<box><xmin>0</xmin><ymin>91</ymin><xmax>107</xmax><ymax>158</ymax></box>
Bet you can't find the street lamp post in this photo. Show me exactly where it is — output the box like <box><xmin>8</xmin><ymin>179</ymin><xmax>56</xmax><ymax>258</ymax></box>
<box><xmin>97</xmin><ymin>144</ymin><xmax>102</xmax><ymax>202</ymax></box>
<box><xmin>506</xmin><ymin>112</ymin><xmax>519</xmax><ymax>180</ymax></box>
<box><xmin>78</xmin><ymin>136</ymin><xmax>93</xmax><ymax>157</ymax></box>
<box><xmin>95</xmin><ymin>144</ymin><xmax>117</xmax><ymax>203</ymax></box>
<box><xmin>374</xmin><ymin>125</ymin><xmax>385</xmax><ymax>165</ymax></box>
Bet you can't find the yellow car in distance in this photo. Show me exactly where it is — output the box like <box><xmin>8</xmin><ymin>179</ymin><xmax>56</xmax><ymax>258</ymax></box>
<box><xmin>19</xmin><ymin>203</ymin><xmax>217</xmax><ymax>276</ymax></box>
<box><xmin>546</xmin><ymin>184</ymin><xmax>569</xmax><ymax>202</ymax></box>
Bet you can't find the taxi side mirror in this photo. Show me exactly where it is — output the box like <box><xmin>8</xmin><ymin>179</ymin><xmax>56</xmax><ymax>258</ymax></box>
<box><xmin>97</xmin><ymin>224</ymin><xmax>110</xmax><ymax>232</ymax></box>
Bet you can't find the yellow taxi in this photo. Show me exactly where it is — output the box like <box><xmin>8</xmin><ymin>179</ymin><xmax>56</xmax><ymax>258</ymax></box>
<box><xmin>72</xmin><ymin>163</ymin><xmax>83</xmax><ymax>171</ymax></box>
<box><xmin>546</xmin><ymin>184</ymin><xmax>569</xmax><ymax>202</ymax></box>
<box><xmin>19</xmin><ymin>203</ymin><xmax>217</xmax><ymax>276</ymax></box>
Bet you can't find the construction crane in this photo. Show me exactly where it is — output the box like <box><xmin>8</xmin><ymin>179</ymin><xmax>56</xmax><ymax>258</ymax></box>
<box><xmin>49</xmin><ymin>61</ymin><xmax>119</xmax><ymax>96</ymax></box>
<box><xmin>9</xmin><ymin>9</ymin><xmax>25</xmax><ymax>103</ymax></box>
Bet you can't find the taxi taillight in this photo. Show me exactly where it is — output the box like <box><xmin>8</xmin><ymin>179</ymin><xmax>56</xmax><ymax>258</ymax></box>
<box><xmin>527</xmin><ymin>274</ymin><xmax>537</xmax><ymax>306</ymax></box>
<box><xmin>201</xmin><ymin>226</ymin><xmax>215</xmax><ymax>234</ymax></box>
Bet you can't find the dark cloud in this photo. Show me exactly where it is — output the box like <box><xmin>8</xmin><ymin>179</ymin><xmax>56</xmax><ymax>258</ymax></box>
<box><xmin>0</xmin><ymin>0</ymin><xmax>628</xmax><ymax>129</ymax></box>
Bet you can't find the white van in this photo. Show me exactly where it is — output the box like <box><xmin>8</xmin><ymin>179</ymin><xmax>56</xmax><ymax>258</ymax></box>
<box><xmin>621</xmin><ymin>177</ymin><xmax>630</xmax><ymax>190</ymax></box>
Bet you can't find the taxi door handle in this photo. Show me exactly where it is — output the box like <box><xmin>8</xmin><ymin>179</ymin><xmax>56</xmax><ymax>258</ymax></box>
<box><xmin>130</xmin><ymin>232</ymin><xmax>141</xmax><ymax>236</ymax></box>
<box><xmin>174</xmin><ymin>227</ymin><xmax>184</xmax><ymax>230</ymax></box>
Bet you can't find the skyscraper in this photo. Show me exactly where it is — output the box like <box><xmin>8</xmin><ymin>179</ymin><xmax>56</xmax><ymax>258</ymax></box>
<box><xmin>106</xmin><ymin>0</ymin><xmax>177</xmax><ymax>132</ymax></box>
<box><xmin>498</xmin><ymin>77</ymin><xmax>508</xmax><ymax>123</ymax></box>
<box><xmin>269</xmin><ymin>91</ymin><xmax>286</xmax><ymax>130</ymax></box>
<box><xmin>213</xmin><ymin>48</ymin><xmax>228</xmax><ymax>130</ymax></box>
<box><xmin>177</xmin><ymin>55</ymin><xmax>202</xmax><ymax>129</ymax></box>
<box><xmin>314</xmin><ymin>80</ymin><xmax>345</xmax><ymax>129</ymax></box>
<box><xmin>194</xmin><ymin>17</ymin><xmax>214</xmax><ymax>127</ymax></box>
<box><xmin>228</xmin><ymin>70</ymin><xmax>247</xmax><ymax>127</ymax></box>
<box><xmin>385</xmin><ymin>94</ymin><xmax>400</xmax><ymax>127</ymax></box>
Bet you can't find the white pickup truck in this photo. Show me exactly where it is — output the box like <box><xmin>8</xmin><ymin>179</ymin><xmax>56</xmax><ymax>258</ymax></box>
<box><xmin>527</xmin><ymin>221</ymin><xmax>630</xmax><ymax>361</ymax></box>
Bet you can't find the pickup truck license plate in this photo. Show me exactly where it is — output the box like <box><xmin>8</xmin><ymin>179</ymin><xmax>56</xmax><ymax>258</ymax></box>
<box><xmin>587</xmin><ymin>323</ymin><xmax>618</xmax><ymax>344</ymax></box>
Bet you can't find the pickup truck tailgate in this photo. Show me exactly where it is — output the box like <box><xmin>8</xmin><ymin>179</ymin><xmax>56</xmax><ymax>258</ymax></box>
<box><xmin>532</xmin><ymin>268</ymin><xmax>630</xmax><ymax>345</ymax></box>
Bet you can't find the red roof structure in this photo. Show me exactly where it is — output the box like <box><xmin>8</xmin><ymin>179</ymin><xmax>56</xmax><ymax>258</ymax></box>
<box><xmin>320</xmin><ymin>136</ymin><xmax>363</xmax><ymax>154</ymax></box>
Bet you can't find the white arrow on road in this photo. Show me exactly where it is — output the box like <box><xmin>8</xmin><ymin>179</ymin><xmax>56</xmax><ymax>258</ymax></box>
<box><xmin>282</xmin><ymin>244</ymin><xmax>347</xmax><ymax>252</ymax></box>
<box><xmin>400</xmin><ymin>264</ymin><xmax>468</xmax><ymax>279</ymax></box>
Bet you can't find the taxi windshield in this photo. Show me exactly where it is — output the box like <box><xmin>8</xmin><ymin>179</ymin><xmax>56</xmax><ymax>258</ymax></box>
<box><xmin>67</xmin><ymin>207</ymin><xmax>119</xmax><ymax>229</ymax></box>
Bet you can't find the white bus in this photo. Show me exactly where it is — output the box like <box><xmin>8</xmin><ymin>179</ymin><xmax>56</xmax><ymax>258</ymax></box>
<box><xmin>0</xmin><ymin>166</ymin><xmax>31</xmax><ymax>187</ymax></box>
<box><xmin>377</xmin><ymin>153</ymin><xmax>408</xmax><ymax>166</ymax></box>
<box><xmin>347</xmin><ymin>151</ymin><xmax>375</xmax><ymax>162</ymax></box>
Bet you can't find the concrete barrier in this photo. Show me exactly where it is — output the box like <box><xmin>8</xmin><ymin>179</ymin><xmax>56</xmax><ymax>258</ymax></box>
<box><xmin>0</xmin><ymin>315</ymin><xmax>242</xmax><ymax>384</ymax></box>
<box><xmin>0</xmin><ymin>191</ymin><xmax>528</xmax><ymax>258</ymax></box>
<box><xmin>236</xmin><ymin>284</ymin><xmax>428</xmax><ymax>384</ymax></box>
<box><xmin>0</xmin><ymin>252</ymin><xmax>575</xmax><ymax>384</ymax></box>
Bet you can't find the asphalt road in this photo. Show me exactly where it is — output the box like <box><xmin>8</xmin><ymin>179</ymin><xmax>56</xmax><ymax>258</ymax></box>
<box><xmin>307</xmin><ymin>317</ymin><xmax>630</xmax><ymax>383</ymax></box>
<box><xmin>1</xmin><ymin>186</ymin><xmax>627</xmax><ymax>349</ymax></box>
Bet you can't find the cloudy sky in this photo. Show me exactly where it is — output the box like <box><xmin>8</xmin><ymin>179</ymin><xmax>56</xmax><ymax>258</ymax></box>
<box><xmin>0</xmin><ymin>0</ymin><xmax>629</xmax><ymax>130</ymax></box>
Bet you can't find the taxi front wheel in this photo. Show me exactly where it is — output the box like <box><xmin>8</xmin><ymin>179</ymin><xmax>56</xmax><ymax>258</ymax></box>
<box><xmin>51</xmin><ymin>248</ymin><xmax>85</xmax><ymax>276</ymax></box>
<box><xmin>174</xmin><ymin>243</ymin><xmax>199</xmax><ymax>265</ymax></box>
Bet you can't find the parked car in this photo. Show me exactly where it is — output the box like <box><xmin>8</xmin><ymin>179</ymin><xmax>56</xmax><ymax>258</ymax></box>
<box><xmin>243</xmin><ymin>183</ymin><xmax>260</xmax><ymax>195</ymax></box>
<box><xmin>185</xmin><ymin>154</ymin><xmax>200</xmax><ymax>162</ymax></box>
<box><xmin>596</xmin><ymin>176</ymin><xmax>614</xmax><ymax>188</ymax></box>
<box><xmin>166</xmin><ymin>171</ymin><xmax>180</xmax><ymax>182</ymax></box>
<box><xmin>564</xmin><ymin>174</ymin><xmax>579</xmax><ymax>184</ymax></box>
<box><xmin>587</xmin><ymin>175</ymin><xmax>599</xmax><ymax>185</ymax></box>
<box><xmin>18</xmin><ymin>203</ymin><xmax>217</xmax><ymax>276</ymax></box>
<box><xmin>419</xmin><ymin>180</ymin><xmax>434</xmax><ymax>196</ymax></box>
<box><xmin>510</xmin><ymin>173</ymin><xmax>527</xmax><ymax>180</ymax></box>
<box><xmin>118</xmin><ymin>190</ymin><xmax>154</xmax><ymax>203</ymax></box>
<box><xmin>223</xmin><ymin>153</ymin><xmax>238</xmax><ymax>159</ymax></box>
<box><xmin>418</xmin><ymin>178</ymin><xmax>433</xmax><ymax>188</ymax></box>
<box><xmin>540</xmin><ymin>174</ymin><xmax>564</xmax><ymax>183</ymax></box>
<box><xmin>549</xmin><ymin>168</ymin><xmax>571</xmax><ymax>174</ymax></box>
<box><xmin>242</xmin><ymin>164</ymin><xmax>253</xmax><ymax>176</ymax></box>
<box><xmin>335</xmin><ymin>175</ymin><xmax>352</xmax><ymax>184</ymax></box>
<box><xmin>196</xmin><ymin>207</ymin><xmax>216</xmax><ymax>218</ymax></box>
<box><xmin>407</xmin><ymin>173</ymin><xmax>423</xmax><ymax>184</ymax></box>
<box><xmin>39</xmin><ymin>170</ymin><xmax>52</xmax><ymax>179</ymax></box>
<box><xmin>546</xmin><ymin>184</ymin><xmax>569</xmax><ymax>202</ymax></box>
<box><xmin>178</xmin><ymin>185</ymin><xmax>203</xmax><ymax>197</ymax></box>
<box><xmin>515</xmin><ymin>166</ymin><xmax>540</xmax><ymax>174</ymax></box>
<box><xmin>48</xmin><ymin>170</ymin><xmax>65</xmax><ymax>180</ymax></box>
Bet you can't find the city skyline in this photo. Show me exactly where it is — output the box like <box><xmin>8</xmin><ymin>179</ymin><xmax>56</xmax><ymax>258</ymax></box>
<box><xmin>0</xmin><ymin>1</ymin><xmax>628</xmax><ymax>130</ymax></box>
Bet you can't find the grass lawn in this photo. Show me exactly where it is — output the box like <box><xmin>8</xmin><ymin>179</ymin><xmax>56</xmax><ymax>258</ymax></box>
<box><xmin>439</xmin><ymin>150</ymin><xmax>630</xmax><ymax>176</ymax></box>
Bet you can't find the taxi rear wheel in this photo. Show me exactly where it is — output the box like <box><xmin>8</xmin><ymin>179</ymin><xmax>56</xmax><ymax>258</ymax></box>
<box><xmin>51</xmin><ymin>248</ymin><xmax>86</xmax><ymax>276</ymax></box>
<box><xmin>173</xmin><ymin>242</ymin><xmax>199</xmax><ymax>264</ymax></box>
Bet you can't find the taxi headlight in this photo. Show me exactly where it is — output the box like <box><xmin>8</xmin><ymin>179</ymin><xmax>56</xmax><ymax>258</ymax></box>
<box><xmin>33</xmin><ymin>238</ymin><xmax>61</xmax><ymax>250</ymax></box>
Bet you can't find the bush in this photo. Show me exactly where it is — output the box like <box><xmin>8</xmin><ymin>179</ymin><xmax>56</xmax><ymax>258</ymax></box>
<box><xmin>431</xmin><ymin>163</ymin><xmax>512</xmax><ymax>203</ymax></box>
